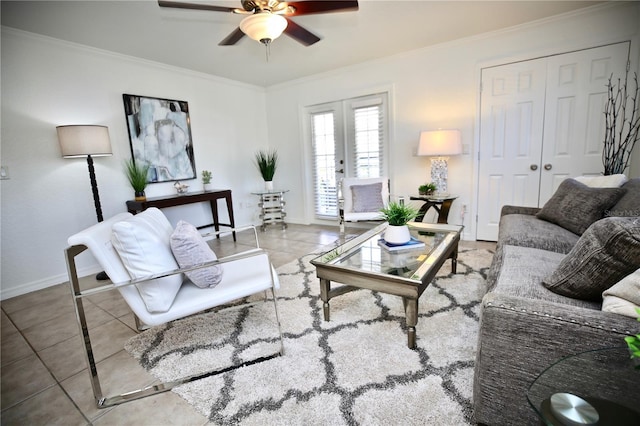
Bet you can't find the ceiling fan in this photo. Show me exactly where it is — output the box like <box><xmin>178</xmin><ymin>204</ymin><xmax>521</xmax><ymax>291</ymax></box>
<box><xmin>158</xmin><ymin>0</ymin><xmax>359</xmax><ymax>47</ymax></box>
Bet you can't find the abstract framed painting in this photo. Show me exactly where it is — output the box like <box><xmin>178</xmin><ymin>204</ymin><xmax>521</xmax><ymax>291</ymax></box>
<box><xmin>122</xmin><ymin>94</ymin><xmax>196</xmax><ymax>183</ymax></box>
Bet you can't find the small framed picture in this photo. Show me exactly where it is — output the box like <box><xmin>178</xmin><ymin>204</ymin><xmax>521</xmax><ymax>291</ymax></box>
<box><xmin>122</xmin><ymin>93</ymin><xmax>196</xmax><ymax>183</ymax></box>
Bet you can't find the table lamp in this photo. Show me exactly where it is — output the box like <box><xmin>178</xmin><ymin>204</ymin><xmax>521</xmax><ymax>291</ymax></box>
<box><xmin>57</xmin><ymin>125</ymin><xmax>112</xmax><ymax>222</ymax></box>
<box><xmin>417</xmin><ymin>129</ymin><xmax>462</xmax><ymax>196</ymax></box>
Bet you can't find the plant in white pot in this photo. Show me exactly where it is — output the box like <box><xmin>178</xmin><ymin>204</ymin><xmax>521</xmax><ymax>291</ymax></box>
<box><xmin>380</xmin><ymin>202</ymin><xmax>418</xmax><ymax>244</ymax></box>
<box><xmin>254</xmin><ymin>149</ymin><xmax>278</xmax><ymax>191</ymax></box>
<box><xmin>202</xmin><ymin>170</ymin><xmax>212</xmax><ymax>191</ymax></box>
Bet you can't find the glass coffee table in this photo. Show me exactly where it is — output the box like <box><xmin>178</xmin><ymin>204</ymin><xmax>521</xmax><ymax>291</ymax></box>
<box><xmin>310</xmin><ymin>222</ymin><xmax>462</xmax><ymax>348</ymax></box>
<box><xmin>527</xmin><ymin>347</ymin><xmax>639</xmax><ymax>425</ymax></box>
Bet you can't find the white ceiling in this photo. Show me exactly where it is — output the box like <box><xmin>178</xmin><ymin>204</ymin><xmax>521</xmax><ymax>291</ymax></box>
<box><xmin>1</xmin><ymin>0</ymin><xmax>603</xmax><ymax>87</ymax></box>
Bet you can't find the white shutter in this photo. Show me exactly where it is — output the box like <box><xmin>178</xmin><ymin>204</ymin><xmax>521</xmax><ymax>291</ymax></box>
<box><xmin>311</xmin><ymin>110</ymin><xmax>339</xmax><ymax>217</ymax></box>
<box><xmin>346</xmin><ymin>94</ymin><xmax>386</xmax><ymax>178</ymax></box>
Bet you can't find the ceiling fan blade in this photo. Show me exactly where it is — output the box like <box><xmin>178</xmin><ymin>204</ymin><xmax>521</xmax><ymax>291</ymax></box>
<box><xmin>287</xmin><ymin>1</ymin><xmax>358</xmax><ymax>16</ymax></box>
<box><xmin>158</xmin><ymin>1</ymin><xmax>236</xmax><ymax>13</ymax></box>
<box><xmin>219</xmin><ymin>27</ymin><xmax>246</xmax><ymax>45</ymax></box>
<box><xmin>284</xmin><ymin>18</ymin><xmax>321</xmax><ymax>46</ymax></box>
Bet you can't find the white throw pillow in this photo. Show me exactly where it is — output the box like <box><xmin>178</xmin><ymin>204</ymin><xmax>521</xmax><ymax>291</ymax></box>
<box><xmin>574</xmin><ymin>174</ymin><xmax>628</xmax><ymax>188</ymax></box>
<box><xmin>602</xmin><ymin>269</ymin><xmax>640</xmax><ymax>318</ymax></box>
<box><xmin>111</xmin><ymin>208</ymin><xmax>183</xmax><ymax>313</ymax></box>
<box><xmin>170</xmin><ymin>220</ymin><xmax>223</xmax><ymax>288</ymax></box>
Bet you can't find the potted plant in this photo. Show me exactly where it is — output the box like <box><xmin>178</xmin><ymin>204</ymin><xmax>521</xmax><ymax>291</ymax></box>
<box><xmin>202</xmin><ymin>170</ymin><xmax>212</xmax><ymax>191</ymax></box>
<box><xmin>254</xmin><ymin>149</ymin><xmax>278</xmax><ymax>191</ymax></box>
<box><xmin>124</xmin><ymin>158</ymin><xmax>150</xmax><ymax>201</ymax></box>
<box><xmin>418</xmin><ymin>183</ymin><xmax>437</xmax><ymax>196</ymax></box>
<box><xmin>379</xmin><ymin>201</ymin><xmax>418</xmax><ymax>244</ymax></box>
<box><xmin>625</xmin><ymin>308</ymin><xmax>640</xmax><ymax>370</ymax></box>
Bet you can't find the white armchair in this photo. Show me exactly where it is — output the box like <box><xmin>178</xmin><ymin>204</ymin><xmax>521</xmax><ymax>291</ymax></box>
<box><xmin>65</xmin><ymin>208</ymin><xmax>283</xmax><ymax>408</ymax></box>
<box><xmin>339</xmin><ymin>176</ymin><xmax>390</xmax><ymax>233</ymax></box>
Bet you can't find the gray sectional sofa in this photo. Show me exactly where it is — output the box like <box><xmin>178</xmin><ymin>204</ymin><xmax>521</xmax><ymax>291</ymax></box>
<box><xmin>473</xmin><ymin>177</ymin><xmax>640</xmax><ymax>425</ymax></box>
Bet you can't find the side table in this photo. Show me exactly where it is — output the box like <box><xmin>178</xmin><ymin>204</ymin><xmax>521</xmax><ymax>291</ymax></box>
<box><xmin>409</xmin><ymin>195</ymin><xmax>458</xmax><ymax>224</ymax></box>
<box><xmin>527</xmin><ymin>347</ymin><xmax>639</xmax><ymax>425</ymax></box>
<box><xmin>252</xmin><ymin>189</ymin><xmax>289</xmax><ymax>231</ymax></box>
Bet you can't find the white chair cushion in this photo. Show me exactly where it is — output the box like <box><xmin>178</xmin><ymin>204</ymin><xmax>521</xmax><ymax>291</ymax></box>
<box><xmin>111</xmin><ymin>207</ymin><xmax>184</xmax><ymax>313</ymax></box>
<box><xmin>67</xmin><ymin>212</ymin><xmax>133</xmax><ymax>284</ymax></box>
<box><xmin>131</xmin><ymin>251</ymin><xmax>279</xmax><ymax>326</ymax></box>
<box><xmin>170</xmin><ymin>220</ymin><xmax>223</xmax><ymax>288</ymax></box>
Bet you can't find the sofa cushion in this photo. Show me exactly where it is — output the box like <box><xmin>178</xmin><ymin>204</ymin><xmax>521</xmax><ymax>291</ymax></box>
<box><xmin>607</xmin><ymin>178</ymin><xmax>640</xmax><ymax>217</ymax></box>
<box><xmin>493</xmin><ymin>245</ymin><xmax>598</xmax><ymax>309</ymax></box>
<box><xmin>536</xmin><ymin>178</ymin><xmax>626</xmax><ymax>235</ymax></box>
<box><xmin>543</xmin><ymin>217</ymin><xmax>640</xmax><ymax>302</ymax></box>
<box><xmin>602</xmin><ymin>269</ymin><xmax>640</xmax><ymax>318</ymax></box>
<box><xmin>351</xmin><ymin>182</ymin><xmax>384</xmax><ymax>213</ymax></box>
<box><xmin>111</xmin><ymin>208</ymin><xmax>184</xmax><ymax>313</ymax></box>
<box><xmin>170</xmin><ymin>220</ymin><xmax>223</xmax><ymax>288</ymax></box>
<box><xmin>496</xmin><ymin>214</ymin><xmax>580</xmax><ymax>254</ymax></box>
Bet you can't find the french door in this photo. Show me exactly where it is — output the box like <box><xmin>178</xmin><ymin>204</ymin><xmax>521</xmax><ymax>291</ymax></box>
<box><xmin>476</xmin><ymin>42</ymin><xmax>630</xmax><ymax>241</ymax></box>
<box><xmin>307</xmin><ymin>93</ymin><xmax>389</xmax><ymax>220</ymax></box>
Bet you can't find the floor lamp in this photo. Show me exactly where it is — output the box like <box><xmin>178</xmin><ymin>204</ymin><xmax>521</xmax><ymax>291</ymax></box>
<box><xmin>417</xmin><ymin>129</ymin><xmax>462</xmax><ymax>196</ymax></box>
<box><xmin>57</xmin><ymin>125</ymin><xmax>112</xmax><ymax>279</ymax></box>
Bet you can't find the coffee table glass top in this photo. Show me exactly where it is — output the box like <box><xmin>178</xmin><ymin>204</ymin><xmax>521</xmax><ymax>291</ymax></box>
<box><xmin>312</xmin><ymin>222</ymin><xmax>462</xmax><ymax>282</ymax></box>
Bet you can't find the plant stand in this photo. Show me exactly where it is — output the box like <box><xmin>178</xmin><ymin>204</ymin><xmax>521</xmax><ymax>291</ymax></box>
<box><xmin>252</xmin><ymin>189</ymin><xmax>289</xmax><ymax>231</ymax></box>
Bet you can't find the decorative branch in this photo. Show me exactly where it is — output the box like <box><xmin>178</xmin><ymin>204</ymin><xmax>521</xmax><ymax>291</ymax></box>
<box><xmin>603</xmin><ymin>69</ymin><xmax>640</xmax><ymax>175</ymax></box>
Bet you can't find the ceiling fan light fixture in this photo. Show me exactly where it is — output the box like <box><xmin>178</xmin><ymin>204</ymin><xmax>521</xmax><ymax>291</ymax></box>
<box><xmin>239</xmin><ymin>12</ymin><xmax>287</xmax><ymax>44</ymax></box>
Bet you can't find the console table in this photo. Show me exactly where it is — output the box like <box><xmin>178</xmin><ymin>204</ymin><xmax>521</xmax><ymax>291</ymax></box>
<box><xmin>126</xmin><ymin>190</ymin><xmax>236</xmax><ymax>240</ymax></box>
<box><xmin>409</xmin><ymin>195</ymin><xmax>457</xmax><ymax>224</ymax></box>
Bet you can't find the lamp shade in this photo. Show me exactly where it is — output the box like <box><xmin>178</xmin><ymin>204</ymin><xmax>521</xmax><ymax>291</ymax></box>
<box><xmin>417</xmin><ymin>130</ymin><xmax>462</xmax><ymax>157</ymax></box>
<box><xmin>240</xmin><ymin>12</ymin><xmax>287</xmax><ymax>43</ymax></box>
<box><xmin>57</xmin><ymin>125</ymin><xmax>112</xmax><ymax>158</ymax></box>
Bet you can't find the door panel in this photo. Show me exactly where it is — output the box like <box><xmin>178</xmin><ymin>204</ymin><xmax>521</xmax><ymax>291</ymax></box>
<box><xmin>539</xmin><ymin>43</ymin><xmax>629</xmax><ymax>204</ymax></box>
<box><xmin>476</xmin><ymin>59</ymin><xmax>547</xmax><ymax>241</ymax></box>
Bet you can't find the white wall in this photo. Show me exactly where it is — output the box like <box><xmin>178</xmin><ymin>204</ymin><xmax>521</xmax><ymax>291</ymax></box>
<box><xmin>2</xmin><ymin>2</ymin><xmax>639</xmax><ymax>300</ymax></box>
<box><xmin>1</xmin><ymin>28</ymin><xmax>269</xmax><ymax>299</ymax></box>
<box><xmin>265</xmin><ymin>2</ymin><xmax>640</xmax><ymax>238</ymax></box>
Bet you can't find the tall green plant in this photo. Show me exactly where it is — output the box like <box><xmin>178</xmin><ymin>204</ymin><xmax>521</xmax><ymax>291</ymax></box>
<box><xmin>124</xmin><ymin>159</ymin><xmax>149</xmax><ymax>192</ymax></box>
<box><xmin>254</xmin><ymin>149</ymin><xmax>278</xmax><ymax>181</ymax></box>
<box><xmin>380</xmin><ymin>202</ymin><xmax>418</xmax><ymax>226</ymax></box>
<box><xmin>625</xmin><ymin>307</ymin><xmax>640</xmax><ymax>370</ymax></box>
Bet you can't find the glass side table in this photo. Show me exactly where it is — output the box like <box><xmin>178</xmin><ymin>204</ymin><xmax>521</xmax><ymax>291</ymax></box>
<box><xmin>409</xmin><ymin>195</ymin><xmax>457</xmax><ymax>224</ymax></box>
<box><xmin>251</xmin><ymin>189</ymin><xmax>289</xmax><ymax>231</ymax></box>
<box><xmin>527</xmin><ymin>347</ymin><xmax>639</xmax><ymax>425</ymax></box>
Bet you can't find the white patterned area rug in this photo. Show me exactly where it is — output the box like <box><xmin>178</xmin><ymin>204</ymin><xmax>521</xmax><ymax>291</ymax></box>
<box><xmin>125</xmin><ymin>244</ymin><xmax>494</xmax><ymax>425</ymax></box>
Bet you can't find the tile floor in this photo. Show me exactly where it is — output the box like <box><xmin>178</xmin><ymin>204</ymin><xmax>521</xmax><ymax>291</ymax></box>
<box><xmin>1</xmin><ymin>223</ymin><xmax>494</xmax><ymax>425</ymax></box>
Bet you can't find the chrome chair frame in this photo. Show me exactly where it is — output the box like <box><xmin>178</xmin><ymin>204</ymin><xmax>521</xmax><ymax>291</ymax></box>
<box><xmin>65</xmin><ymin>225</ymin><xmax>284</xmax><ymax>408</ymax></box>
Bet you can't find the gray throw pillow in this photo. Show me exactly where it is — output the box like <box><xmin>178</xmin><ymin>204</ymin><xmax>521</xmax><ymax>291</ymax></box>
<box><xmin>351</xmin><ymin>182</ymin><xmax>384</xmax><ymax>213</ymax></box>
<box><xmin>543</xmin><ymin>217</ymin><xmax>640</xmax><ymax>301</ymax></box>
<box><xmin>536</xmin><ymin>178</ymin><xmax>626</xmax><ymax>235</ymax></box>
<box><xmin>170</xmin><ymin>220</ymin><xmax>223</xmax><ymax>288</ymax></box>
<box><xmin>607</xmin><ymin>178</ymin><xmax>640</xmax><ymax>217</ymax></box>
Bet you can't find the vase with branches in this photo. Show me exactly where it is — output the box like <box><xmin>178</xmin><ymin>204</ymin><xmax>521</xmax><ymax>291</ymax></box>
<box><xmin>603</xmin><ymin>70</ymin><xmax>640</xmax><ymax>175</ymax></box>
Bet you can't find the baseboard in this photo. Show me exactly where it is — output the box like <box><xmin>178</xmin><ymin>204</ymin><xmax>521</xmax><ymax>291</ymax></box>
<box><xmin>0</xmin><ymin>264</ymin><xmax>103</xmax><ymax>301</ymax></box>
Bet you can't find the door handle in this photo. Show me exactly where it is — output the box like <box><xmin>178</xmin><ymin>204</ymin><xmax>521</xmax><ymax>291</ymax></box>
<box><xmin>544</xmin><ymin>164</ymin><xmax>552</xmax><ymax>171</ymax></box>
<box><xmin>337</xmin><ymin>169</ymin><xmax>344</xmax><ymax>174</ymax></box>
<box><xmin>530</xmin><ymin>164</ymin><xmax>538</xmax><ymax>171</ymax></box>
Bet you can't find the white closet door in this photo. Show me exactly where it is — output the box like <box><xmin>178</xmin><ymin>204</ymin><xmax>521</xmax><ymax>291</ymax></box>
<box><xmin>539</xmin><ymin>43</ymin><xmax>630</xmax><ymax>204</ymax></box>
<box><xmin>476</xmin><ymin>42</ymin><xmax>629</xmax><ymax>241</ymax></box>
<box><xmin>476</xmin><ymin>59</ymin><xmax>547</xmax><ymax>241</ymax></box>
